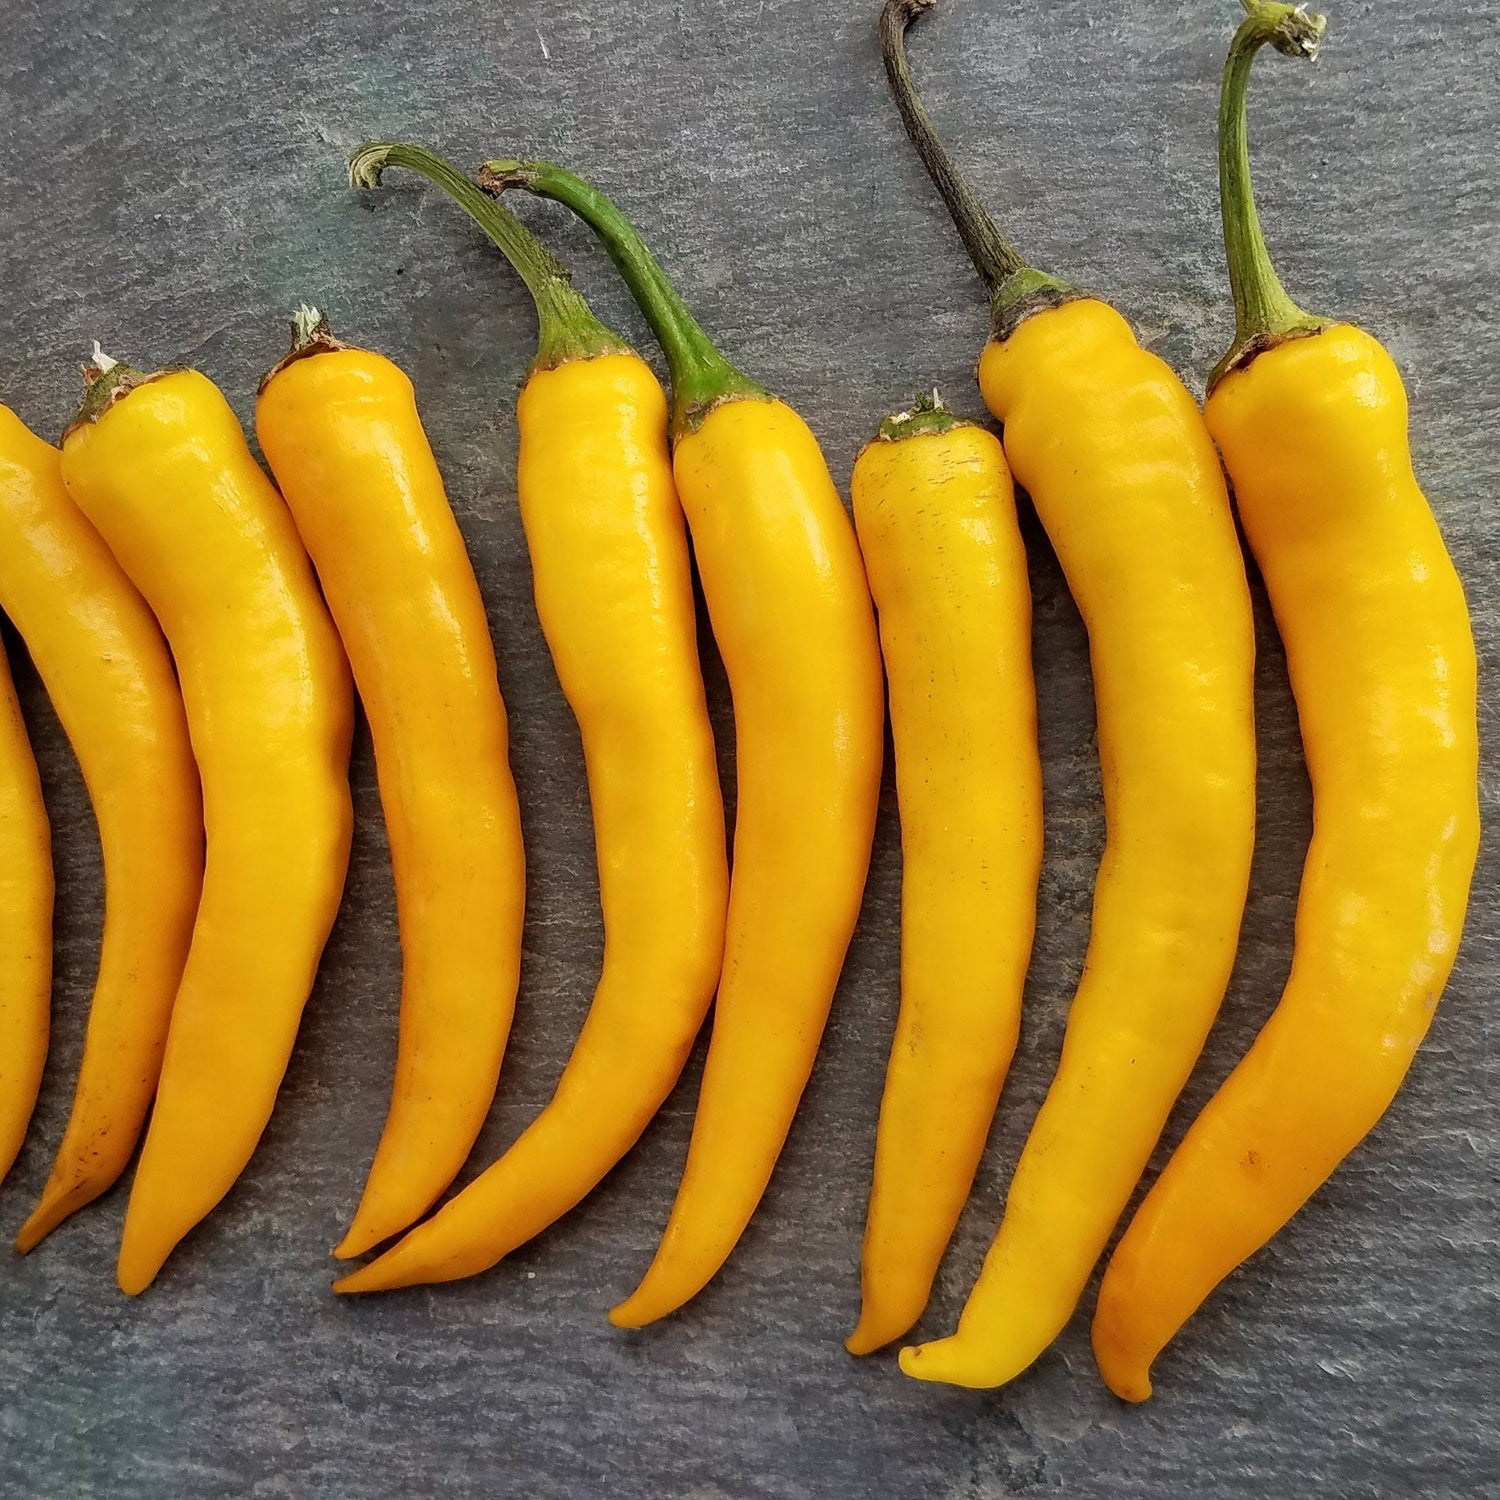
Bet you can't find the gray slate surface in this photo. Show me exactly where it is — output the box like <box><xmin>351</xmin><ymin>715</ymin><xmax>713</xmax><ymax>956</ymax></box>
<box><xmin>1</xmin><ymin>0</ymin><xmax>1495</xmax><ymax>1495</ymax></box>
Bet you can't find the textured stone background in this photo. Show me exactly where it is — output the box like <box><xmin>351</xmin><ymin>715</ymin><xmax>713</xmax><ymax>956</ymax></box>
<box><xmin>0</xmin><ymin>0</ymin><xmax>1495</xmax><ymax>1495</ymax></box>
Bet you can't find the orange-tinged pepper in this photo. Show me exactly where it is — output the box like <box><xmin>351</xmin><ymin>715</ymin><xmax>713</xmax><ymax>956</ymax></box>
<box><xmin>256</xmin><ymin>308</ymin><xmax>528</xmax><ymax>1260</ymax></box>
<box><xmin>0</xmin><ymin>623</ymin><xmax>51</xmax><ymax>1189</ymax></box>
<box><xmin>480</xmin><ymin>155</ymin><xmax>884</xmax><ymax>1327</ymax></box>
<box><xmin>329</xmin><ymin>146</ymin><xmax>725</xmax><ymax>1295</ymax></box>
<box><xmin>846</xmin><ymin>400</ymin><xmax>1041</xmax><ymax>1355</ymax></box>
<box><xmin>1092</xmin><ymin>2</ymin><xmax>1480</xmax><ymax>1401</ymax></box>
<box><xmin>881</xmin><ymin>0</ymin><xmax>1256</xmax><ymax>1388</ymax></box>
<box><xmin>0</xmin><ymin>405</ymin><xmax>202</xmax><ymax>1251</ymax></box>
<box><xmin>60</xmin><ymin>359</ymin><xmax>354</xmax><ymax>1293</ymax></box>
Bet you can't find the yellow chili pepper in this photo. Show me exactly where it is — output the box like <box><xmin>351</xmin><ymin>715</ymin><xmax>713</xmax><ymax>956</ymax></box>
<box><xmin>882</xmin><ymin>0</ymin><xmax>1257</xmax><ymax>1388</ymax></box>
<box><xmin>256</xmin><ymin>302</ymin><xmax>528</xmax><ymax>1260</ymax></box>
<box><xmin>479</xmin><ymin>155</ymin><xmax>884</xmax><ymax>1327</ymax></box>
<box><xmin>1092</xmin><ymin>3</ymin><xmax>1480</xmax><ymax>1402</ymax></box>
<box><xmin>0</xmin><ymin>623</ymin><xmax>51</xmax><ymax>1189</ymax></box>
<box><xmin>0</xmin><ymin>405</ymin><xmax>202</xmax><ymax>1251</ymax></box>
<box><xmin>60</xmin><ymin>357</ymin><xmax>354</xmax><ymax>1294</ymax></box>
<box><xmin>845</xmin><ymin>396</ymin><xmax>1040</xmax><ymax>1355</ymax></box>
<box><xmin>329</xmin><ymin>146</ymin><xmax>726</xmax><ymax>1294</ymax></box>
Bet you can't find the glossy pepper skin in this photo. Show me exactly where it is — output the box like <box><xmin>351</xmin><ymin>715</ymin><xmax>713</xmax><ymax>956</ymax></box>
<box><xmin>60</xmin><ymin>364</ymin><xmax>354</xmax><ymax>1294</ymax></box>
<box><xmin>257</xmin><ymin>320</ymin><xmax>527</xmax><ymax>1260</ymax></box>
<box><xmin>883</xmin><ymin>0</ymin><xmax>1256</xmax><ymax>1389</ymax></box>
<box><xmin>846</xmin><ymin>406</ymin><xmax>1041</xmax><ymax>1355</ymax></box>
<box><xmin>333</xmin><ymin>146</ymin><xmax>726</xmax><ymax>1294</ymax></box>
<box><xmin>0</xmin><ymin>406</ymin><xmax>203</xmax><ymax>1251</ymax></box>
<box><xmin>616</xmin><ymin>394</ymin><xmax>883</xmax><ymax>1325</ymax></box>
<box><xmin>0</xmin><ymin>633</ymin><xmax>51</xmax><ymax>1190</ymax></box>
<box><xmin>1092</xmin><ymin>4</ymin><xmax>1480</xmax><ymax>1402</ymax></box>
<box><xmin>479</xmin><ymin>156</ymin><xmax>884</xmax><ymax>1328</ymax></box>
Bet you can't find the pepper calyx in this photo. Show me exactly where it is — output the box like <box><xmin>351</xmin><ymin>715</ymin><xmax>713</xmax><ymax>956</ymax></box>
<box><xmin>259</xmin><ymin>304</ymin><xmax>352</xmax><ymax>392</ymax></box>
<box><xmin>875</xmin><ymin>388</ymin><xmax>971</xmax><ymax>443</ymax></box>
<box><xmin>992</xmin><ymin>269</ymin><xmax>1087</xmax><ymax>342</ymax></box>
<box><xmin>1208</xmin><ymin>321</ymin><xmax>1332</xmax><ymax>391</ymax></box>
<box><xmin>63</xmin><ymin>347</ymin><xmax>170</xmax><ymax>439</ymax></box>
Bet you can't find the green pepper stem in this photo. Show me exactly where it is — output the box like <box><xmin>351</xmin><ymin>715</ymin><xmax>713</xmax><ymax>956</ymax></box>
<box><xmin>1212</xmin><ymin>1</ymin><xmax>1331</xmax><ymax>388</ymax></box>
<box><xmin>477</xmin><ymin>158</ymin><xmax>766</xmax><ymax>435</ymax></box>
<box><xmin>348</xmin><ymin>142</ymin><xmax>627</xmax><ymax>372</ymax></box>
<box><xmin>879</xmin><ymin>0</ymin><xmax>1073</xmax><ymax>337</ymax></box>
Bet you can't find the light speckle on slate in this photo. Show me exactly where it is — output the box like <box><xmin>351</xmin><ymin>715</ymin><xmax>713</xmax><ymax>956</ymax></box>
<box><xmin>1</xmin><ymin>1</ymin><xmax>1496</xmax><ymax>1496</ymax></box>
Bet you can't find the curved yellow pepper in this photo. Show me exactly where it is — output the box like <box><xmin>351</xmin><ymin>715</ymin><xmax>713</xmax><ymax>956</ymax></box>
<box><xmin>330</xmin><ymin>146</ymin><xmax>725</xmax><ymax>1293</ymax></box>
<box><xmin>1093</xmin><ymin>3</ymin><xmax>1480</xmax><ymax>1401</ymax></box>
<box><xmin>60</xmin><ymin>362</ymin><xmax>354</xmax><ymax>1293</ymax></box>
<box><xmin>0</xmin><ymin>627</ymin><xmax>51</xmax><ymax>1189</ymax></box>
<box><xmin>256</xmin><ymin>310</ymin><xmax>528</xmax><ymax>1260</ymax></box>
<box><xmin>0</xmin><ymin>406</ymin><xmax>202</xmax><ymax>1251</ymax></box>
<box><xmin>481</xmin><ymin>156</ymin><xmax>884</xmax><ymax>1328</ymax></box>
<box><xmin>846</xmin><ymin>402</ymin><xmax>1041</xmax><ymax>1355</ymax></box>
<box><xmin>883</xmin><ymin>0</ymin><xmax>1256</xmax><ymax>1388</ymax></box>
